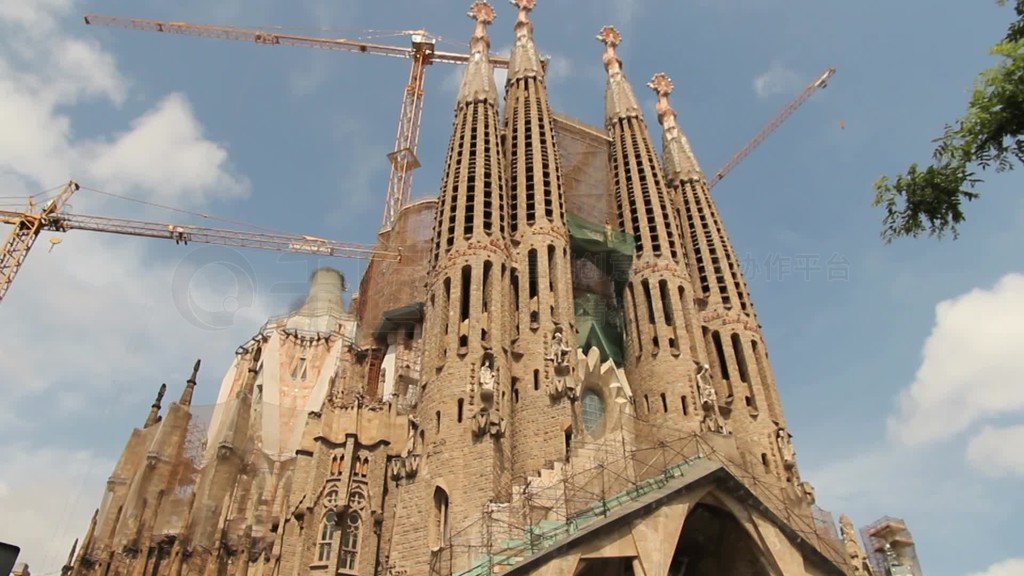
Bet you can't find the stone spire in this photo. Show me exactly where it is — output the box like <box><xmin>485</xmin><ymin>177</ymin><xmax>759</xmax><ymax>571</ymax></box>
<box><xmin>653</xmin><ymin>73</ymin><xmax>797</xmax><ymax>491</ymax></box>
<box><xmin>507</xmin><ymin>0</ymin><xmax>542</xmax><ymax>81</ymax></box>
<box><xmin>179</xmin><ymin>359</ymin><xmax>200</xmax><ymax>407</ymax></box>
<box><xmin>598</xmin><ymin>26</ymin><xmax>706</xmax><ymax>446</ymax></box>
<box><xmin>144</xmin><ymin>383</ymin><xmax>167</xmax><ymax>428</ymax></box>
<box><xmin>502</xmin><ymin>0</ymin><xmax>577</xmax><ymax>476</ymax></box>
<box><xmin>649</xmin><ymin>73</ymin><xmax>703</xmax><ymax>182</ymax></box>
<box><xmin>457</xmin><ymin>1</ymin><xmax>499</xmax><ymax>105</ymax></box>
<box><xmin>393</xmin><ymin>2</ymin><xmax>513</xmax><ymax>572</ymax></box>
<box><xmin>598</xmin><ymin>26</ymin><xmax>642</xmax><ymax>121</ymax></box>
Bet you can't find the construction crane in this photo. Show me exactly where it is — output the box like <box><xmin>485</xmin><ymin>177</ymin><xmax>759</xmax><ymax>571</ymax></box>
<box><xmin>0</xmin><ymin>181</ymin><xmax>399</xmax><ymax>305</ymax></box>
<box><xmin>83</xmin><ymin>14</ymin><xmax>513</xmax><ymax>233</ymax></box>
<box><xmin>709</xmin><ymin>67</ymin><xmax>836</xmax><ymax>189</ymax></box>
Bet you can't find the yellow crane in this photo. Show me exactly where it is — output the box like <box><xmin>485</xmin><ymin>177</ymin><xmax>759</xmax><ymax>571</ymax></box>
<box><xmin>83</xmin><ymin>14</ymin><xmax>513</xmax><ymax>232</ymax></box>
<box><xmin>0</xmin><ymin>181</ymin><xmax>399</xmax><ymax>304</ymax></box>
<box><xmin>709</xmin><ymin>67</ymin><xmax>836</xmax><ymax>188</ymax></box>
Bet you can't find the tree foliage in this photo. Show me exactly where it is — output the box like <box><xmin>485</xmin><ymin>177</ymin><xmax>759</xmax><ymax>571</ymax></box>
<box><xmin>873</xmin><ymin>0</ymin><xmax>1024</xmax><ymax>242</ymax></box>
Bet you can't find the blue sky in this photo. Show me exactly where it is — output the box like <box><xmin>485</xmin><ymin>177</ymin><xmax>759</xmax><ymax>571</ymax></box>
<box><xmin>1</xmin><ymin>1</ymin><xmax>1022</xmax><ymax>575</ymax></box>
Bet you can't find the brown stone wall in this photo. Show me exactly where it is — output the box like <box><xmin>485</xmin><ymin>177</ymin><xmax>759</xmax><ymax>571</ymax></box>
<box><xmin>356</xmin><ymin>199</ymin><xmax>436</xmax><ymax>347</ymax></box>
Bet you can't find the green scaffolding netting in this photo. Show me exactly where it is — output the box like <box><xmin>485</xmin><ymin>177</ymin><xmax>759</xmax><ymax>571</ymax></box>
<box><xmin>567</xmin><ymin>213</ymin><xmax>635</xmax><ymax>366</ymax></box>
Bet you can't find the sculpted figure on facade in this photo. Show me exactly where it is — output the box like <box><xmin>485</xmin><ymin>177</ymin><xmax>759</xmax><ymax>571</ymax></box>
<box><xmin>695</xmin><ymin>361</ymin><xmax>730</xmax><ymax>434</ymax></box>
<box><xmin>479</xmin><ymin>354</ymin><xmax>496</xmax><ymax>404</ymax></box>
<box><xmin>547</xmin><ymin>325</ymin><xmax>573</xmax><ymax>370</ymax></box>
<box><xmin>839</xmin><ymin>514</ymin><xmax>874</xmax><ymax>576</ymax></box>
<box><xmin>776</xmin><ymin>426</ymin><xmax>796</xmax><ymax>469</ymax></box>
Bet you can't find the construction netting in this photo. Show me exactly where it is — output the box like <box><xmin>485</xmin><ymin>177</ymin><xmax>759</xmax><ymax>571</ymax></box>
<box><xmin>567</xmin><ymin>212</ymin><xmax>635</xmax><ymax>366</ymax></box>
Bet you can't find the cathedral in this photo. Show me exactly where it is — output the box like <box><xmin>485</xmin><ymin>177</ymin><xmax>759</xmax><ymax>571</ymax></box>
<box><xmin>59</xmin><ymin>1</ymin><xmax>890</xmax><ymax>575</ymax></box>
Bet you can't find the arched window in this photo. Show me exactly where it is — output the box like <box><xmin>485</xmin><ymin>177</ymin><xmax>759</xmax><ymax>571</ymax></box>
<box><xmin>338</xmin><ymin>512</ymin><xmax>361</xmax><ymax>570</ymax></box>
<box><xmin>581</xmin><ymin>390</ymin><xmax>606</xmax><ymax>436</ymax></box>
<box><xmin>432</xmin><ymin>487</ymin><xmax>450</xmax><ymax>549</ymax></box>
<box><xmin>317</xmin><ymin>514</ymin><xmax>337</xmax><ymax>563</ymax></box>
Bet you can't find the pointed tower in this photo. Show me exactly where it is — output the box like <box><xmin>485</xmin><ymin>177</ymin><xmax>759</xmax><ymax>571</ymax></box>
<box><xmin>651</xmin><ymin>73</ymin><xmax>799</xmax><ymax>488</ymax></box>
<box><xmin>391</xmin><ymin>2</ymin><xmax>513</xmax><ymax>571</ymax></box>
<box><xmin>502</xmin><ymin>0</ymin><xmax>577</xmax><ymax>476</ymax></box>
<box><xmin>598</xmin><ymin>28</ymin><xmax>706</xmax><ymax>443</ymax></box>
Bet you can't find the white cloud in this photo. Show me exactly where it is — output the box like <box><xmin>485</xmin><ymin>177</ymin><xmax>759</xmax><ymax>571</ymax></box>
<box><xmin>753</xmin><ymin>62</ymin><xmax>802</xmax><ymax>98</ymax></box>
<box><xmin>0</xmin><ymin>444</ymin><xmax>113</xmax><ymax>576</ymax></box>
<box><xmin>966</xmin><ymin>425</ymin><xmax>1024</xmax><ymax>478</ymax></box>
<box><xmin>888</xmin><ymin>273</ymin><xmax>1024</xmax><ymax>446</ymax></box>
<box><xmin>0</xmin><ymin>3</ymin><xmax>271</xmax><ymax>570</ymax></box>
<box><xmin>83</xmin><ymin>93</ymin><xmax>247</xmax><ymax>205</ymax></box>
<box><xmin>966</xmin><ymin>558</ymin><xmax>1024</xmax><ymax>576</ymax></box>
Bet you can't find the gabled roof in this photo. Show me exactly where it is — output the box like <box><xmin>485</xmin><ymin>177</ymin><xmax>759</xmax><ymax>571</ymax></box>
<box><xmin>502</xmin><ymin>460</ymin><xmax>847</xmax><ymax>576</ymax></box>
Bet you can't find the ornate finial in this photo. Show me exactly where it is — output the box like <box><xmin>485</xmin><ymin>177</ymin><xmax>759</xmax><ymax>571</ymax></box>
<box><xmin>597</xmin><ymin>26</ymin><xmax>624</xmax><ymax>75</ymax></box>
<box><xmin>467</xmin><ymin>0</ymin><xmax>496</xmax><ymax>24</ymax></box>
<box><xmin>459</xmin><ymin>0</ymin><xmax>500</xmax><ymax>103</ymax></box>
<box><xmin>511</xmin><ymin>0</ymin><xmax>536</xmax><ymax>20</ymax></box>
<box><xmin>647</xmin><ymin>72</ymin><xmax>673</xmax><ymax>97</ymax></box>
<box><xmin>190</xmin><ymin>358</ymin><xmax>201</xmax><ymax>381</ymax></box>
<box><xmin>596</xmin><ymin>25</ymin><xmax>622</xmax><ymax>47</ymax></box>
<box><xmin>648</xmin><ymin>72</ymin><xmax>677</xmax><ymax>121</ymax></box>
<box><xmin>145</xmin><ymin>383</ymin><xmax>168</xmax><ymax>427</ymax></box>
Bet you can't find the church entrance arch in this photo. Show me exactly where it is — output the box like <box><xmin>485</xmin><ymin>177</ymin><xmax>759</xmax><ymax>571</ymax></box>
<box><xmin>668</xmin><ymin>502</ymin><xmax>773</xmax><ymax>576</ymax></box>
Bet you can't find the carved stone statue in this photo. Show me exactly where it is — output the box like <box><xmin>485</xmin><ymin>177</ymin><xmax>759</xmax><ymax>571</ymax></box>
<box><xmin>401</xmin><ymin>415</ymin><xmax>420</xmax><ymax>458</ymax></box>
<box><xmin>547</xmin><ymin>326</ymin><xmax>573</xmax><ymax>368</ymax></box>
<box><xmin>775</xmin><ymin>427</ymin><xmax>796</xmax><ymax>468</ymax></box>
<box><xmin>839</xmin><ymin>514</ymin><xmax>873</xmax><ymax>576</ymax></box>
<box><xmin>696</xmin><ymin>363</ymin><xmax>717</xmax><ymax>408</ymax></box>
<box><xmin>479</xmin><ymin>359</ymin><xmax>496</xmax><ymax>403</ymax></box>
<box><xmin>694</xmin><ymin>361</ymin><xmax>729</xmax><ymax>435</ymax></box>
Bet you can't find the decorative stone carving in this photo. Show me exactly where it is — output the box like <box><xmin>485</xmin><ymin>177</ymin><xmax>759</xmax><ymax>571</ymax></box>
<box><xmin>546</xmin><ymin>326</ymin><xmax>573</xmax><ymax>371</ymax></box>
<box><xmin>800</xmin><ymin>481</ymin><xmax>816</xmax><ymax>505</ymax></box>
<box><xmin>839</xmin><ymin>513</ymin><xmax>873</xmax><ymax>575</ymax></box>
<box><xmin>776</xmin><ymin>427</ymin><xmax>796</xmax><ymax>469</ymax></box>
<box><xmin>391</xmin><ymin>415</ymin><xmax>422</xmax><ymax>481</ymax></box>
<box><xmin>695</xmin><ymin>361</ymin><xmax>730</xmax><ymax>435</ymax></box>
<box><xmin>478</xmin><ymin>354</ymin><xmax>496</xmax><ymax>404</ymax></box>
<box><xmin>471</xmin><ymin>409</ymin><xmax>506</xmax><ymax>439</ymax></box>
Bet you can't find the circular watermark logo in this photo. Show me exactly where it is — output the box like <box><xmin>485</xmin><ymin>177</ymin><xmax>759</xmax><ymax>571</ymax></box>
<box><xmin>171</xmin><ymin>246</ymin><xmax>257</xmax><ymax>330</ymax></box>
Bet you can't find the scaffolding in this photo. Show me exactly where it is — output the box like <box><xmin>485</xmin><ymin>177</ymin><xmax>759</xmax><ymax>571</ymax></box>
<box><xmin>860</xmin><ymin>516</ymin><xmax>923</xmax><ymax>576</ymax></box>
<box><xmin>426</xmin><ymin>409</ymin><xmax>847</xmax><ymax>576</ymax></box>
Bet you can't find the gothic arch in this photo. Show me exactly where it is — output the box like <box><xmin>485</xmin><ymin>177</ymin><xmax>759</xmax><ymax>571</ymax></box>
<box><xmin>668</xmin><ymin>502</ymin><xmax>775</xmax><ymax>576</ymax></box>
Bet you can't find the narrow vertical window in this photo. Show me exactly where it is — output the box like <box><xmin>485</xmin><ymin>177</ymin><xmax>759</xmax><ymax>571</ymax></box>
<box><xmin>433</xmin><ymin>487</ymin><xmax>451</xmax><ymax>549</ymax></box>
<box><xmin>338</xmin><ymin>512</ymin><xmax>361</xmax><ymax>570</ymax></box>
<box><xmin>658</xmin><ymin>279</ymin><xmax>674</xmax><ymax>325</ymax></box>
<box><xmin>712</xmin><ymin>331</ymin><xmax>730</xmax><ymax>381</ymax></box>
<box><xmin>731</xmin><ymin>333</ymin><xmax>750</xmax><ymax>384</ymax></box>
<box><xmin>317</xmin><ymin>516</ymin><xmax>337</xmax><ymax>563</ymax></box>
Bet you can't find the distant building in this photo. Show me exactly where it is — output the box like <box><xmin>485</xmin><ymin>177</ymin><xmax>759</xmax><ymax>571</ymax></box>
<box><xmin>58</xmin><ymin>2</ymin><xmax>923</xmax><ymax>575</ymax></box>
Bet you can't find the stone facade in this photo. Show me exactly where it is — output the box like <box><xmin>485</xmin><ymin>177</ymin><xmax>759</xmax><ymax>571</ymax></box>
<box><xmin>61</xmin><ymin>2</ymin><xmax>903</xmax><ymax>576</ymax></box>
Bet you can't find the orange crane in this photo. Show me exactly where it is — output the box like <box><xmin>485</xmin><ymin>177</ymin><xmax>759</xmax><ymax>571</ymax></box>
<box><xmin>0</xmin><ymin>181</ymin><xmax>399</xmax><ymax>304</ymax></box>
<box><xmin>82</xmin><ymin>14</ymin><xmax>513</xmax><ymax>233</ymax></box>
<box><xmin>709</xmin><ymin>66</ymin><xmax>836</xmax><ymax>189</ymax></box>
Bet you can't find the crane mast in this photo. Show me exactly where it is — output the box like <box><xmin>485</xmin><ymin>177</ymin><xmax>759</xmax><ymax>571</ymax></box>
<box><xmin>0</xmin><ymin>181</ymin><xmax>399</xmax><ymax>305</ymax></box>
<box><xmin>709</xmin><ymin>67</ymin><xmax>836</xmax><ymax>189</ymax></box>
<box><xmin>82</xmin><ymin>14</ymin><xmax>511</xmax><ymax>232</ymax></box>
<box><xmin>0</xmin><ymin>181</ymin><xmax>80</xmax><ymax>303</ymax></box>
